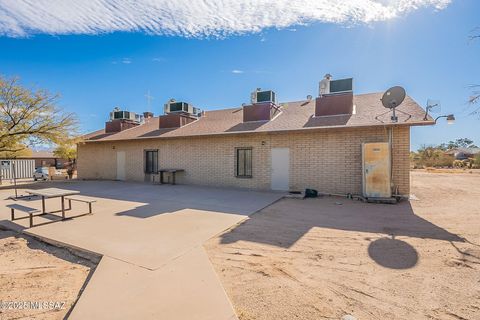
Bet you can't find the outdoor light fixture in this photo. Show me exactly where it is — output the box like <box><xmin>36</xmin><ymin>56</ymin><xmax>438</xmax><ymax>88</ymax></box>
<box><xmin>446</xmin><ymin>114</ymin><xmax>455</xmax><ymax>124</ymax></box>
<box><xmin>434</xmin><ymin>114</ymin><xmax>455</xmax><ymax>124</ymax></box>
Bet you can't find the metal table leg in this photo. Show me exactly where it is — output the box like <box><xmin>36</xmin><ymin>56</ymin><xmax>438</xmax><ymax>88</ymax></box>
<box><xmin>41</xmin><ymin>196</ymin><xmax>46</xmax><ymax>214</ymax></box>
<box><xmin>61</xmin><ymin>196</ymin><xmax>65</xmax><ymax>220</ymax></box>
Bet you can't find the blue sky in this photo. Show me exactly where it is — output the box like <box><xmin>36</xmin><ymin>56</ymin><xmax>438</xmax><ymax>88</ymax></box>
<box><xmin>0</xmin><ymin>0</ymin><xmax>478</xmax><ymax>150</ymax></box>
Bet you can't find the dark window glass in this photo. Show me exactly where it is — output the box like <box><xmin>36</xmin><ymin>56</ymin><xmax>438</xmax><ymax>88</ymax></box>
<box><xmin>145</xmin><ymin>150</ymin><xmax>158</xmax><ymax>173</ymax></box>
<box><xmin>236</xmin><ymin>148</ymin><xmax>252</xmax><ymax>178</ymax></box>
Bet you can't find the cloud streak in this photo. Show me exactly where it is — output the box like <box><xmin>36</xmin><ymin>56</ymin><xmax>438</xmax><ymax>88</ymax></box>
<box><xmin>0</xmin><ymin>0</ymin><xmax>451</xmax><ymax>38</ymax></box>
<box><xmin>112</xmin><ymin>58</ymin><xmax>132</xmax><ymax>64</ymax></box>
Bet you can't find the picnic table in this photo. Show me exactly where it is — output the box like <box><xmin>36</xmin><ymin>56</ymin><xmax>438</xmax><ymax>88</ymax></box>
<box><xmin>26</xmin><ymin>188</ymin><xmax>80</xmax><ymax>220</ymax></box>
<box><xmin>153</xmin><ymin>169</ymin><xmax>185</xmax><ymax>185</ymax></box>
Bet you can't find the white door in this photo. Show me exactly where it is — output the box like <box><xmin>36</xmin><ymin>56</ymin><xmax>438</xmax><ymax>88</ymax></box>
<box><xmin>116</xmin><ymin>151</ymin><xmax>126</xmax><ymax>181</ymax></box>
<box><xmin>271</xmin><ymin>148</ymin><xmax>290</xmax><ymax>191</ymax></box>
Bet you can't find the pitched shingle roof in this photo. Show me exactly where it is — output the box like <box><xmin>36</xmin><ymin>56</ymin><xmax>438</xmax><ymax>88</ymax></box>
<box><xmin>19</xmin><ymin>151</ymin><xmax>56</xmax><ymax>158</ymax></box>
<box><xmin>84</xmin><ymin>93</ymin><xmax>433</xmax><ymax>142</ymax></box>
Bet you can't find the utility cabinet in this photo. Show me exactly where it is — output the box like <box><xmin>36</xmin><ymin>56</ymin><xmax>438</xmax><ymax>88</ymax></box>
<box><xmin>362</xmin><ymin>142</ymin><xmax>391</xmax><ymax>198</ymax></box>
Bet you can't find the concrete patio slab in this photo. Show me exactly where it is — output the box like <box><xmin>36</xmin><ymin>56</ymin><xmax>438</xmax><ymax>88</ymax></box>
<box><xmin>0</xmin><ymin>181</ymin><xmax>283</xmax><ymax>320</ymax></box>
<box><xmin>70</xmin><ymin>249</ymin><xmax>237</xmax><ymax>320</ymax></box>
<box><xmin>0</xmin><ymin>181</ymin><xmax>282</xmax><ymax>269</ymax></box>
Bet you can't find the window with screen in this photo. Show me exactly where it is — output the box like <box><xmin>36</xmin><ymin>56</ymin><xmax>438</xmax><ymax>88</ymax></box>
<box><xmin>145</xmin><ymin>150</ymin><xmax>158</xmax><ymax>174</ymax></box>
<box><xmin>235</xmin><ymin>148</ymin><xmax>252</xmax><ymax>178</ymax></box>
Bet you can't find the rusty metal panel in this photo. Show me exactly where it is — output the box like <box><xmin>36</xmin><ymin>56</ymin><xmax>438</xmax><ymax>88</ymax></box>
<box><xmin>362</xmin><ymin>142</ymin><xmax>391</xmax><ymax>198</ymax></box>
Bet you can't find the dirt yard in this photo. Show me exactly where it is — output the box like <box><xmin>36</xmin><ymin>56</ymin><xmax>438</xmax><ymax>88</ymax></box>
<box><xmin>205</xmin><ymin>171</ymin><xmax>480</xmax><ymax>320</ymax></box>
<box><xmin>0</xmin><ymin>229</ymin><xmax>96</xmax><ymax>320</ymax></box>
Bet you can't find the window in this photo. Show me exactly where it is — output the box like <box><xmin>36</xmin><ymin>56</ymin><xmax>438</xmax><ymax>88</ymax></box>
<box><xmin>145</xmin><ymin>150</ymin><xmax>158</xmax><ymax>173</ymax></box>
<box><xmin>235</xmin><ymin>148</ymin><xmax>252</xmax><ymax>178</ymax></box>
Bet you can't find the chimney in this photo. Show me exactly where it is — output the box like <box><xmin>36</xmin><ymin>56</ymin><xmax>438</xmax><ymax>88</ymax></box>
<box><xmin>159</xmin><ymin>100</ymin><xmax>199</xmax><ymax>129</ymax></box>
<box><xmin>315</xmin><ymin>77</ymin><xmax>354</xmax><ymax>117</ymax></box>
<box><xmin>315</xmin><ymin>93</ymin><xmax>353</xmax><ymax>116</ymax></box>
<box><xmin>159</xmin><ymin>113</ymin><xmax>197</xmax><ymax>129</ymax></box>
<box><xmin>243</xmin><ymin>89</ymin><xmax>280</xmax><ymax>122</ymax></box>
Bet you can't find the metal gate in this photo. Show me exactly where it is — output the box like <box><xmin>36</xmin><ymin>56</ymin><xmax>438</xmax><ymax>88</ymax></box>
<box><xmin>0</xmin><ymin>159</ymin><xmax>35</xmax><ymax>180</ymax></box>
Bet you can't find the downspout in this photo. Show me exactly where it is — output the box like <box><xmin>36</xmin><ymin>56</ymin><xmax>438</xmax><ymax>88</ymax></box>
<box><xmin>388</xmin><ymin>127</ymin><xmax>399</xmax><ymax>197</ymax></box>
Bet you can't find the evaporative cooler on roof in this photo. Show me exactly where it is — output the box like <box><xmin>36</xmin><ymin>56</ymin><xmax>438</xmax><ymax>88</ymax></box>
<box><xmin>164</xmin><ymin>101</ymin><xmax>201</xmax><ymax>116</ymax></box>
<box><xmin>329</xmin><ymin>78</ymin><xmax>353</xmax><ymax>94</ymax></box>
<box><xmin>255</xmin><ymin>90</ymin><xmax>276</xmax><ymax>104</ymax></box>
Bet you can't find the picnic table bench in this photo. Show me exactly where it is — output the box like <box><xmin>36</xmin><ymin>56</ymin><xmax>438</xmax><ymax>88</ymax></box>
<box><xmin>65</xmin><ymin>195</ymin><xmax>96</xmax><ymax>214</ymax></box>
<box><xmin>25</xmin><ymin>188</ymin><xmax>80</xmax><ymax>219</ymax></box>
<box><xmin>153</xmin><ymin>169</ymin><xmax>185</xmax><ymax>185</ymax></box>
<box><xmin>7</xmin><ymin>204</ymin><xmax>41</xmax><ymax>228</ymax></box>
<box><xmin>7</xmin><ymin>188</ymin><xmax>96</xmax><ymax>228</ymax></box>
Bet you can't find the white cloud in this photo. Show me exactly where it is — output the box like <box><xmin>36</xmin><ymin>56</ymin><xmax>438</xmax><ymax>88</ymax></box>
<box><xmin>112</xmin><ymin>58</ymin><xmax>132</xmax><ymax>64</ymax></box>
<box><xmin>231</xmin><ymin>69</ymin><xmax>244</xmax><ymax>74</ymax></box>
<box><xmin>0</xmin><ymin>0</ymin><xmax>451</xmax><ymax>38</ymax></box>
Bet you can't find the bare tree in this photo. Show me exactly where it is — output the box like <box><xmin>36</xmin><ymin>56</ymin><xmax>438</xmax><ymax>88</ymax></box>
<box><xmin>0</xmin><ymin>76</ymin><xmax>78</xmax><ymax>154</ymax></box>
<box><xmin>469</xmin><ymin>28</ymin><xmax>480</xmax><ymax>116</ymax></box>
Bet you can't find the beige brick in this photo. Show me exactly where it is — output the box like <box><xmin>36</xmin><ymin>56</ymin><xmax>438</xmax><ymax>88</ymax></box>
<box><xmin>78</xmin><ymin>126</ymin><xmax>410</xmax><ymax>196</ymax></box>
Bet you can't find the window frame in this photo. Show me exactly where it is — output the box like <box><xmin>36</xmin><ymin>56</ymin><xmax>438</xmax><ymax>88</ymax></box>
<box><xmin>144</xmin><ymin>149</ymin><xmax>159</xmax><ymax>174</ymax></box>
<box><xmin>235</xmin><ymin>147</ymin><xmax>253</xmax><ymax>178</ymax></box>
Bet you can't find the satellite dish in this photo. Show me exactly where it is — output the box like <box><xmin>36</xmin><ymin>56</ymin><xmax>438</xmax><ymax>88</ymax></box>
<box><xmin>381</xmin><ymin>86</ymin><xmax>406</xmax><ymax>109</ymax></box>
<box><xmin>426</xmin><ymin>99</ymin><xmax>441</xmax><ymax>113</ymax></box>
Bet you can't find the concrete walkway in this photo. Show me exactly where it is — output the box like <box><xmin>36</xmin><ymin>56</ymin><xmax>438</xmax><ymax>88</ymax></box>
<box><xmin>0</xmin><ymin>181</ymin><xmax>283</xmax><ymax>320</ymax></box>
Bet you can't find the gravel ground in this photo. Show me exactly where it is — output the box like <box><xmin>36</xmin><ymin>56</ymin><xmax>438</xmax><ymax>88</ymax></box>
<box><xmin>0</xmin><ymin>230</ymin><xmax>96</xmax><ymax>320</ymax></box>
<box><xmin>205</xmin><ymin>171</ymin><xmax>480</xmax><ymax>320</ymax></box>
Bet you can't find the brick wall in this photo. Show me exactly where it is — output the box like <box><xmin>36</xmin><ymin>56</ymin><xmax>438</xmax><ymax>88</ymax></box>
<box><xmin>77</xmin><ymin>126</ymin><xmax>411</xmax><ymax>196</ymax></box>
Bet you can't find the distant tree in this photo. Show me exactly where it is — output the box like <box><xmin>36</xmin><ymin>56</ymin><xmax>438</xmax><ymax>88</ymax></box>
<box><xmin>438</xmin><ymin>138</ymin><xmax>478</xmax><ymax>150</ymax></box>
<box><xmin>53</xmin><ymin>138</ymin><xmax>81</xmax><ymax>162</ymax></box>
<box><xmin>417</xmin><ymin>145</ymin><xmax>441</xmax><ymax>165</ymax></box>
<box><xmin>53</xmin><ymin>137</ymin><xmax>83</xmax><ymax>178</ymax></box>
<box><xmin>0</xmin><ymin>76</ymin><xmax>78</xmax><ymax>154</ymax></box>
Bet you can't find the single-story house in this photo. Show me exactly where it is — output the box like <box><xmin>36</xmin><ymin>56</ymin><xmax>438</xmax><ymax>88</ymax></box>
<box><xmin>78</xmin><ymin>83</ymin><xmax>433</xmax><ymax>198</ymax></box>
<box><xmin>17</xmin><ymin>151</ymin><xmax>67</xmax><ymax>169</ymax></box>
<box><xmin>445</xmin><ymin>147</ymin><xmax>480</xmax><ymax>160</ymax></box>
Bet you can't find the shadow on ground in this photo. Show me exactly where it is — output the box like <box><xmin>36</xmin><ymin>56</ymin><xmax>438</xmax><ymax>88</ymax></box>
<box><xmin>1</xmin><ymin>180</ymin><xmax>281</xmax><ymax>221</ymax></box>
<box><xmin>368</xmin><ymin>237</ymin><xmax>419</xmax><ymax>269</ymax></box>
<box><xmin>219</xmin><ymin>197</ymin><xmax>464</xmax><ymax>270</ymax></box>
